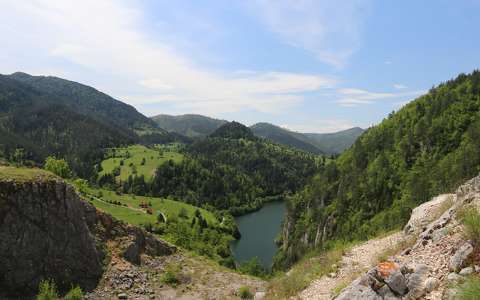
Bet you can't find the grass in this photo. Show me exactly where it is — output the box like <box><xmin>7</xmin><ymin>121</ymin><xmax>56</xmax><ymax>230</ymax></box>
<box><xmin>238</xmin><ymin>286</ymin><xmax>254</xmax><ymax>299</ymax></box>
<box><xmin>266</xmin><ymin>241</ymin><xmax>354</xmax><ymax>299</ymax></box>
<box><xmin>86</xmin><ymin>187</ymin><xmax>217</xmax><ymax>226</ymax></box>
<box><xmin>99</xmin><ymin>144</ymin><xmax>183</xmax><ymax>182</ymax></box>
<box><xmin>462</xmin><ymin>208</ymin><xmax>480</xmax><ymax>244</ymax></box>
<box><xmin>456</xmin><ymin>276</ymin><xmax>480</xmax><ymax>300</ymax></box>
<box><xmin>0</xmin><ymin>166</ymin><xmax>57</xmax><ymax>182</ymax></box>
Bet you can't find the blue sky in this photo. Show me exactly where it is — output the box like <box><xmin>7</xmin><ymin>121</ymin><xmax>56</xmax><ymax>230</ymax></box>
<box><xmin>2</xmin><ymin>0</ymin><xmax>480</xmax><ymax>132</ymax></box>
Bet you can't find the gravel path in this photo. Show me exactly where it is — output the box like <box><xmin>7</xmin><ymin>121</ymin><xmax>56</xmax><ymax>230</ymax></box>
<box><xmin>300</xmin><ymin>232</ymin><xmax>405</xmax><ymax>300</ymax></box>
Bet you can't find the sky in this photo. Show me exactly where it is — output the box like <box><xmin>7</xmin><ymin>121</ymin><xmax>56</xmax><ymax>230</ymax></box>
<box><xmin>1</xmin><ymin>0</ymin><xmax>480</xmax><ymax>133</ymax></box>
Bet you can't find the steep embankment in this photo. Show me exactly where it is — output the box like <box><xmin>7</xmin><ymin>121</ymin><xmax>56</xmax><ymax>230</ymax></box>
<box><xmin>298</xmin><ymin>175</ymin><xmax>480</xmax><ymax>299</ymax></box>
<box><xmin>0</xmin><ymin>167</ymin><xmax>174</xmax><ymax>298</ymax></box>
<box><xmin>277</xmin><ymin>71</ymin><xmax>480</xmax><ymax>268</ymax></box>
<box><xmin>0</xmin><ymin>167</ymin><xmax>266</xmax><ymax>299</ymax></box>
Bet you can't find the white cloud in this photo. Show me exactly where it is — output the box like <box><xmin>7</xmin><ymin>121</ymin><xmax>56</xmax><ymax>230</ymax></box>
<box><xmin>0</xmin><ymin>0</ymin><xmax>337</xmax><ymax>115</ymax></box>
<box><xmin>336</xmin><ymin>88</ymin><xmax>425</xmax><ymax>107</ymax></box>
<box><xmin>247</xmin><ymin>0</ymin><xmax>371</xmax><ymax>68</ymax></box>
<box><xmin>282</xmin><ymin>119</ymin><xmax>357</xmax><ymax>133</ymax></box>
<box><xmin>393</xmin><ymin>83</ymin><xmax>408</xmax><ymax>89</ymax></box>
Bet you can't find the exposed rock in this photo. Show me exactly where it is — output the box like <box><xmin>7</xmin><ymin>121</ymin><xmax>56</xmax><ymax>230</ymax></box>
<box><xmin>384</xmin><ymin>270</ymin><xmax>408</xmax><ymax>296</ymax></box>
<box><xmin>334</xmin><ymin>278</ymin><xmax>382</xmax><ymax>300</ymax></box>
<box><xmin>254</xmin><ymin>291</ymin><xmax>266</xmax><ymax>299</ymax></box>
<box><xmin>446</xmin><ymin>272</ymin><xmax>462</xmax><ymax>283</ymax></box>
<box><xmin>424</xmin><ymin>277</ymin><xmax>439</xmax><ymax>293</ymax></box>
<box><xmin>0</xmin><ymin>174</ymin><xmax>174</xmax><ymax>299</ymax></box>
<box><xmin>449</xmin><ymin>242</ymin><xmax>473</xmax><ymax>272</ymax></box>
<box><xmin>459</xmin><ymin>266</ymin><xmax>474</xmax><ymax>276</ymax></box>
<box><xmin>404</xmin><ymin>194</ymin><xmax>454</xmax><ymax>235</ymax></box>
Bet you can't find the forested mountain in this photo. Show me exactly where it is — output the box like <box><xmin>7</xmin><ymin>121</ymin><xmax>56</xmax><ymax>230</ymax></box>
<box><xmin>250</xmin><ymin>122</ymin><xmax>324</xmax><ymax>154</ymax></box>
<box><xmin>141</xmin><ymin>122</ymin><xmax>321</xmax><ymax>214</ymax></box>
<box><xmin>151</xmin><ymin>114</ymin><xmax>227</xmax><ymax>138</ymax></box>
<box><xmin>152</xmin><ymin>113</ymin><xmax>363</xmax><ymax>154</ymax></box>
<box><xmin>305</xmin><ymin>127</ymin><xmax>364</xmax><ymax>154</ymax></box>
<box><xmin>0</xmin><ymin>73</ymin><xmax>181</xmax><ymax>177</ymax></box>
<box><xmin>275</xmin><ymin>70</ymin><xmax>480</xmax><ymax>268</ymax></box>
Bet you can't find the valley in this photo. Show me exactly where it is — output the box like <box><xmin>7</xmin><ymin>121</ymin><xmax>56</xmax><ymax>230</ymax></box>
<box><xmin>4</xmin><ymin>1</ymin><xmax>480</xmax><ymax>298</ymax></box>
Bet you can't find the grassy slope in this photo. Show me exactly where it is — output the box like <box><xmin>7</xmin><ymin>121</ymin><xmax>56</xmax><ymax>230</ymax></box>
<box><xmin>0</xmin><ymin>166</ymin><xmax>57</xmax><ymax>182</ymax></box>
<box><xmin>86</xmin><ymin>187</ymin><xmax>217</xmax><ymax>226</ymax></box>
<box><xmin>99</xmin><ymin>144</ymin><xmax>183</xmax><ymax>182</ymax></box>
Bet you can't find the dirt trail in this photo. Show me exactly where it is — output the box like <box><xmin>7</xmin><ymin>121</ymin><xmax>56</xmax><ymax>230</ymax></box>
<box><xmin>300</xmin><ymin>232</ymin><xmax>405</xmax><ymax>300</ymax></box>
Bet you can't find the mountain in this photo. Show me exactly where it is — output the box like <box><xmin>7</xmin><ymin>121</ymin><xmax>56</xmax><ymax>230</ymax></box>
<box><xmin>9</xmin><ymin>72</ymin><xmax>160</xmax><ymax>133</ymax></box>
<box><xmin>151</xmin><ymin>114</ymin><xmax>362</xmax><ymax>154</ymax></box>
<box><xmin>305</xmin><ymin>127</ymin><xmax>365</xmax><ymax>154</ymax></box>
<box><xmin>275</xmin><ymin>70</ymin><xmax>480</xmax><ymax>269</ymax></box>
<box><xmin>250</xmin><ymin>122</ymin><xmax>323</xmax><ymax>154</ymax></box>
<box><xmin>210</xmin><ymin>121</ymin><xmax>255</xmax><ymax>140</ymax></box>
<box><xmin>0</xmin><ymin>72</ymin><xmax>179</xmax><ymax>177</ymax></box>
<box><xmin>140</xmin><ymin>122</ymin><xmax>320</xmax><ymax>215</ymax></box>
<box><xmin>151</xmin><ymin>114</ymin><xmax>227</xmax><ymax>138</ymax></box>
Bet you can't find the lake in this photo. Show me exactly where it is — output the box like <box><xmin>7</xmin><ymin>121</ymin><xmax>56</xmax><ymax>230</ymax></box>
<box><xmin>231</xmin><ymin>201</ymin><xmax>286</xmax><ymax>269</ymax></box>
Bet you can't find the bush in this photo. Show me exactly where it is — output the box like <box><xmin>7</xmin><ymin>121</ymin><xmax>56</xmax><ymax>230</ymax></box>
<box><xmin>462</xmin><ymin>209</ymin><xmax>480</xmax><ymax>244</ymax></box>
<box><xmin>238</xmin><ymin>257</ymin><xmax>266</xmax><ymax>277</ymax></box>
<box><xmin>64</xmin><ymin>286</ymin><xmax>84</xmax><ymax>300</ymax></box>
<box><xmin>44</xmin><ymin>156</ymin><xmax>72</xmax><ymax>178</ymax></box>
<box><xmin>160</xmin><ymin>264</ymin><xmax>181</xmax><ymax>287</ymax></box>
<box><xmin>37</xmin><ymin>279</ymin><xmax>59</xmax><ymax>300</ymax></box>
<box><xmin>457</xmin><ymin>276</ymin><xmax>480</xmax><ymax>300</ymax></box>
<box><xmin>237</xmin><ymin>286</ymin><xmax>253</xmax><ymax>299</ymax></box>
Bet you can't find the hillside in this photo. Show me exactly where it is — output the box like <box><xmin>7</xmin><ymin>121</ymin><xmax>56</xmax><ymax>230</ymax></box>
<box><xmin>269</xmin><ymin>175</ymin><xmax>480</xmax><ymax>299</ymax></box>
<box><xmin>250</xmin><ymin>122</ymin><xmax>324</xmax><ymax>154</ymax></box>
<box><xmin>0</xmin><ymin>73</ymin><xmax>182</xmax><ymax>177</ymax></box>
<box><xmin>151</xmin><ymin>114</ymin><xmax>227</xmax><ymax>138</ymax></box>
<box><xmin>0</xmin><ymin>166</ymin><xmax>266</xmax><ymax>299</ymax></box>
<box><xmin>275</xmin><ymin>70</ymin><xmax>480</xmax><ymax>269</ymax></box>
<box><xmin>305</xmin><ymin>127</ymin><xmax>364</xmax><ymax>154</ymax></box>
<box><xmin>112</xmin><ymin>122</ymin><xmax>319</xmax><ymax>215</ymax></box>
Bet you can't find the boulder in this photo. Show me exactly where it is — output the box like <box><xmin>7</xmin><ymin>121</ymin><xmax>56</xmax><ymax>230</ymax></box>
<box><xmin>459</xmin><ymin>266</ymin><xmax>474</xmax><ymax>276</ymax></box>
<box><xmin>335</xmin><ymin>279</ymin><xmax>382</xmax><ymax>300</ymax></box>
<box><xmin>424</xmin><ymin>277</ymin><xmax>439</xmax><ymax>293</ymax></box>
<box><xmin>404</xmin><ymin>194</ymin><xmax>453</xmax><ymax>235</ymax></box>
<box><xmin>449</xmin><ymin>242</ymin><xmax>473</xmax><ymax>272</ymax></box>
<box><xmin>385</xmin><ymin>270</ymin><xmax>408</xmax><ymax>296</ymax></box>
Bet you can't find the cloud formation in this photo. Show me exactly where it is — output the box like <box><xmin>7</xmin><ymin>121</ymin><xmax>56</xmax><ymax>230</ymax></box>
<box><xmin>247</xmin><ymin>0</ymin><xmax>371</xmax><ymax>68</ymax></box>
<box><xmin>336</xmin><ymin>88</ymin><xmax>425</xmax><ymax>107</ymax></box>
<box><xmin>0</xmin><ymin>0</ymin><xmax>336</xmax><ymax>115</ymax></box>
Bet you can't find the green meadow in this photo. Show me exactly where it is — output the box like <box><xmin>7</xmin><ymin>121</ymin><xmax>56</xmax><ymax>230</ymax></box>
<box><xmin>99</xmin><ymin>144</ymin><xmax>183</xmax><ymax>182</ymax></box>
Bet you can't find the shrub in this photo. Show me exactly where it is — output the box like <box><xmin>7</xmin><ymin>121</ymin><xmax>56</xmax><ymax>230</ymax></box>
<box><xmin>237</xmin><ymin>286</ymin><xmax>253</xmax><ymax>299</ymax></box>
<box><xmin>44</xmin><ymin>156</ymin><xmax>72</xmax><ymax>178</ymax></box>
<box><xmin>457</xmin><ymin>276</ymin><xmax>480</xmax><ymax>300</ymax></box>
<box><xmin>238</xmin><ymin>257</ymin><xmax>266</xmax><ymax>277</ymax></box>
<box><xmin>64</xmin><ymin>286</ymin><xmax>84</xmax><ymax>300</ymax></box>
<box><xmin>37</xmin><ymin>279</ymin><xmax>59</xmax><ymax>300</ymax></box>
<box><xmin>462</xmin><ymin>209</ymin><xmax>480</xmax><ymax>244</ymax></box>
<box><xmin>160</xmin><ymin>264</ymin><xmax>181</xmax><ymax>287</ymax></box>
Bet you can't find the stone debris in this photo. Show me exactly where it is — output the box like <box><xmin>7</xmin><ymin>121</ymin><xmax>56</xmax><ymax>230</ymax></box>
<box><xmin>300</xmin><ymin>174</ymin><xmax>480</xmax><ymax>300</ymax></box>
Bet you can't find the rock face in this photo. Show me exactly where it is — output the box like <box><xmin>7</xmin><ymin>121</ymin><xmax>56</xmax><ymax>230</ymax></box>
<box><xmin>0</xmin><ymin>174</ymin><xmax>174</xmax><ymax>298</ymax></box>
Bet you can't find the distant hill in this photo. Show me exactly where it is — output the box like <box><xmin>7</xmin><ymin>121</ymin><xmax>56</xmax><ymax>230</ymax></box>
<box><xmin>151</xmin><ymin>114</ymin><xmax>362</xmax><ymax>154</ymax></box>
<box><xmin>151</xmin><ymin>114</ymin><xmax>226</xmax><ymax>138</ymax></box>
<box><xmin>250</xmin><ymin>123</ymin><xmax>364</xmax><ymax>154</ymax></box>
<box><xmin>250</xmin><ymin>123</ymin><xmax>323</xmax><ymax>154</ymax></box>
<box><xmin>0</xmin><ymin>72</ymin><xmax>180</xmax><ymax>177</ymax></box>
<box><xmin>210</xmin><ymin>121</ymin><xmax>255</xmax><ymax>140</ymax></box>
<box><xmin>305</xmin><ymin>127</ymin><xmax>365</xmax><ymax>154</ymax></box>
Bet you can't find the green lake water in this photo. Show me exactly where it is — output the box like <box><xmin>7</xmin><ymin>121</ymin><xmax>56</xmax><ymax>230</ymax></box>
<box><xmin>231</xmin><ymin>201</ymin><xmax>286</xmax><ymax>269</ymax></box>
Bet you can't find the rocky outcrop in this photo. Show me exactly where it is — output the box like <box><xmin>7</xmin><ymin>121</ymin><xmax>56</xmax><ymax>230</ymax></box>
<box><xmin>0</xmin><ymin>172</ymin><xmax>174</xmax><ymax>299</ymax></box>
<box><xmin>333</xmin><ymin>174</ymin><xmax>480</xmax><ymax>300</ymax></box>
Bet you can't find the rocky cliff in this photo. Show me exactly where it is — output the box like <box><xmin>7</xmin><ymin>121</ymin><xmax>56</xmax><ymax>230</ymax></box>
<box><xmin>331</xmin><ymin>174</ymin><xmax>480</xmax><ymax>299</ymax></box>
<box><xmin>0</xmin><ymin>167</ymin><xmax>174</xmax><ymax>299</ymax></box>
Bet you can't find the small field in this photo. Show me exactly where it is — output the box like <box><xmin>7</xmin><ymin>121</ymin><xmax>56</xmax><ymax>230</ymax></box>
<box><xmin>99</xmin><ymin>144</ymin><xmax>183</xmax><ymax>182</ymax></box>
<box><xmin>86</xmin><ymin>187</ymin><xmax>217</xmax><ymax>226</ymax></box>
